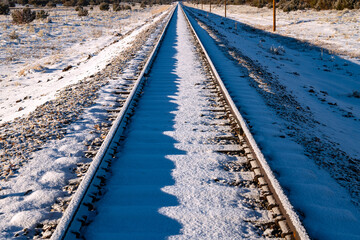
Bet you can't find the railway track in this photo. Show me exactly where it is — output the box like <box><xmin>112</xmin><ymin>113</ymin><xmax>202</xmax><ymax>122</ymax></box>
<box><xmin>51</xmin><ymin>4</ymin><xmax>309</xmax><ymax>240</ymax></box>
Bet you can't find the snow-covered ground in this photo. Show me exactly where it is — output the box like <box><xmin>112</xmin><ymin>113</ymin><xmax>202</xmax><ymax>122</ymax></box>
<box><xmin>0</xmin><ymin>5</ymin><xmax>169</xmax><ymax>124</ymax></box>
<box><xmin>184</xmin><ymin>5</ymin><xmax>360</xmax><ymax>240</ymax></box>
<box><xmin>85</xmin><ymin>8</ymin><xmax>270</xmax><ymax>239</ymax></box>
<box><xmin>1</xmin><ymin>2</ymin><xmax>360</xmax><ymax>239</ymax></box>
<box><xmin>0</xmin><ymin>6</ymin><xmax>171</xmax><ymax>238</ymax></box>
<box><xmin>187</xmin><ymin>3</ymin><xmax>360</xmax><ymax>61</ymax></box>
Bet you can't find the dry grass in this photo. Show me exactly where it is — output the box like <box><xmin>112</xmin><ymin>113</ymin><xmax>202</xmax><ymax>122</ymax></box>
<box><xmin>151</xmin><ymin>5</ymin><xmax>170</xmax><ymax>15</ymax></box>
<box><xmin>0</xmin><ymin>4</ymin><xmax>170</xmax><ymax>81</ymax></box>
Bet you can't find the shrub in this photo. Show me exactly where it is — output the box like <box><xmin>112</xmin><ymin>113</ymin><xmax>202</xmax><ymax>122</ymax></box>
<box><xmin>279</xmin><ymin>0</ymin><xmax>307</xmax><ymax>12</ymax></box>
<box><xmin>99</xmin><ymin>2</ymin><xmax>109</xmax><ymax>10</ymax></box>
<box><xmin>0</xmin><ymin>3</ymin><xmax>10</xmax><ymax>15</ymax></box>
<box><xmin>17</xmin><ymin>0</ymin><xmax>29</xmax><ymax>5</ymax></box>
<box><xmin>113</xmin><ymin>2</ymin><xmax>119</xmax><ymax>10</ymax></box>
<box><xmin>355</xmin><ymin>1</ymin><xmax>360</xmax><ymax>9</ymax></box>
<box><xmin>270</xmin><ymin>45</ymin><xmax>285</xmax><ymax>55</ymax></box>
<box><xmin>350</xmin><ymin>90</ymin><xmax>360</xmax><ymax>98</ymax></box>
<box><xmin>334</xmin><ymin>0</ymin><xmax>354</xmax><ymax>10</ymax></box>
<box><xmin>9</xmin><ymin>30</ymin><xmax>19</xmax><ymax>39</ymax></box>
<box><xmin>77</xmin><ymin>7</ymin><xmax>88</xmax><ymax>16</ymax></box>
<box><xmin>77</xmin><ymin>0</ymin><xmax>89</xmax><ymax>6</ymax></box>
<box><xmin>46</xmin><ymin>1</ymin><xmax>56</xmax><ymax>7</ymax></box>
<box><xmin>12</xmin><ymin>8</ymin><xmax>36</xmax><ymax>24</ymax></box>
<box><xmin>29</xmin><ymin>0</ymin><xmax>48</xmax><ymax>6</ymax></box>
<box><xmin>249</xmin><ymin>0</ymin><xmax>267</xmax><ymax>8</ymax></box>
<box><xmin>63</xmin><ymin>0</ymin><xmax>76</xmax><ymax>6</ymax></box>
<box><xmin>36</xmin><ymin>10</ymin><xmax>49</xmax><ymax>19</ymax></box>
<box><xmin>140</xmin><ymin>2</ymin><xmax>146</xmax><ymax>7</ymax></box>
<box><xmin>315</xmin><ymin>0</ymin><xmax>333</xmax><ymax>10</ymax></box>
<box><xmin>7</xmin><ymin>0</ymin><xmax>16</xmax><ymax>7</ymax></box>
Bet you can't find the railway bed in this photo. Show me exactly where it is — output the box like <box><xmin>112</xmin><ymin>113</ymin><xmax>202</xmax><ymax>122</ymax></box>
<box><xmin>51</xmin><ymin>4</ymin><xmax>308</xmax><ymax>240</ymax></box>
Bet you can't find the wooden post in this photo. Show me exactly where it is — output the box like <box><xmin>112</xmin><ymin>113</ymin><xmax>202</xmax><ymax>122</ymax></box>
<box><xmin>273</xmin><ymin>0</ymin><xmax>276</xmax><ymax>31</ymax></box>
<box><xmin>225</xmin><ymin>0</ymin><xmax>227</xmax><ymax>17</ymax></box>
<box><xmin>202</xmin><ymin>0</ymin><xmax>203</xmax><ymax>9</ymax></box>
<box><xmin>210</xmin><ymin>0</ymin><xmax>211</xmax><ymax>12</ymax></box>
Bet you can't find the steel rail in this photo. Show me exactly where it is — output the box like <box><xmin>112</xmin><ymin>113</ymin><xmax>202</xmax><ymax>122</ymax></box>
<box><xmin>50</xmin><ymin>5</ymin><xmax>177</xmax><ymax>240</ymax></box>
<box><xmin>180</xmin><ymin>4</ymin><xmax>309</xmax><ymax>240</ymax></box>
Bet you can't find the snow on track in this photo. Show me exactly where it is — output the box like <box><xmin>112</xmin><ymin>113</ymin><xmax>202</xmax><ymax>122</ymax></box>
<box><xmin>84</xmin><ymin>7</ymin><xmax>268</xmax><ymax>239</ymax></box>
<box><xmin>0</xmin><ymin>10</ymin><xmax>170</xmax><ymax>239</ymax></box>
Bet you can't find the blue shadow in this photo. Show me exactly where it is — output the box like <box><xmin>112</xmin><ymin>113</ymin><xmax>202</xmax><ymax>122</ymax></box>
<box><xmin>85</xmin><ymin>7</ymin><xmax>183</xmax><ymax>240</ymax></box>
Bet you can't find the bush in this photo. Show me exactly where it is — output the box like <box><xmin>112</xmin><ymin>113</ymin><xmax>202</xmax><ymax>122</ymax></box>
<box><xmin>113</xmin><ymin>2</ymin><xmax>120</xmax><ymax>10</ymax></box>
<box><xmin>12</xmin><ymin>8</ymin><xmax>36</xmax><ymax>24</ymax></box>
<box><xmin>36</xmin><ymin>10</ymin><xmax>49</xmax><ymax>19</ymax></box>
<box><xmin>315</xmin><ymin>0</ymin><xmax>333</xmax><ymax>10</ymax></box>
<box><xmin>77</xmin><ymin>0</ymin><xmax>89</xmax><ymax>6</ymax></box>
<box><xmin>63</xmin><ymin>0</ymin><xmax>76</xmax><ymax>6</ymax></box>
<box><xmin>0</xmin><ymin>3</ymin><xmax>10</xmax><ymax>15</ymax></box>
<box><xmin>46</xmin><ymin>1</ymin><xmax>56</xmax><ymax>7</ymax></box>
<box><xmin>17</xmin><ymin>0</ymin><xmax>29</xmax><ymax>5</ymax></box>
<box><xmin>249</xmin><ymin>0</ymin><xmax>267</xmax><ymax>8</ymax></box>
<box><xmin>77</xmin><ymin>7</ymin><xmax>88</xmax><ymax>15</ymax></box>
<box><xmin>8</xmin><ymin>0</ymin><xmax>16</xmax><ymax>7</ymax></box>
<box><xmin>279</xmin><ymin>0</ymin><xmax>307</xmax><ymax>12</ymax></box>
<box><xmin>334</xmin><ymin>0</ymin><xmax>354</xmax><ymax>10</ymax></box>
<box><xmin>113</xmin><ymin>3</ymin><xmax>131</xmax><ymax>11</ymax></box>
<box><xmin>140</xmin><ymin>2</ymin><xmax>146</xmax><ymax>7</ymax></box>
<box><xmin>29</xmin><ymin>0</ymin><xmax>48</xmax><ymax>6</ymax></box>
<box><xmin>9</xmin><ymin>30</ymin><xmax>19</xmax><ymax>40</ymax></box>
<box><xmin>270</xmin><ymin>45</ymin><xmax>285</xmax><ymax>55</ymax></box>
<box><xmin>99</xmin><ymin>2</ymin><xmax>109</xmax><ymax>10</ymax></box>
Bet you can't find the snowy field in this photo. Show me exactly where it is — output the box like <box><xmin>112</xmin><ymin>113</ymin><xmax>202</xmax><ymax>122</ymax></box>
<box><xmin>0</xmin><ymin>5</ymin><xmax>171</xmax><ymax>238</ymax></box>
<box><xmin>1</xmin><ymin>2</ymin><xmax>360</xmax><ymax>239</ymax></box>
<box><xmin>187</xmin><ymin>3</ymin><xmax>360</xmax><ymax>61</ymax></box>
<box><xmin>0</xmin><ymin>4</ymin><xmax>169</xmax><ymax>124</ymax></box>
<box><xmin>184</xmin><ymin>4</ymin><xmax>360</xmax><ymax>240</ymax></box>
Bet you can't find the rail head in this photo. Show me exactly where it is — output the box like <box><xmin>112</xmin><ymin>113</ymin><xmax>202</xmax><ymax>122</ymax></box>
<box><xmin>180</xmin><ymin>4</ymin><xmax>309</xmax><ymax>240</ymax></box>
<box><xmin>50</xmin><ymin>5</ymin><xmax>177</xmax><ymax>240</ymax></box>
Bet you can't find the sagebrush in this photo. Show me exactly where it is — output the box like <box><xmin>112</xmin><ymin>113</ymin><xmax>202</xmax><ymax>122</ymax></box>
<box><xmin>12</xmin><ymin>8</ymin><xmax>36</xmax><ymax>24</ymax></box>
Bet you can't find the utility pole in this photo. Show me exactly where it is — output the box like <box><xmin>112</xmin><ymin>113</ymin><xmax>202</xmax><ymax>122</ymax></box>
<box><xmin>273</xmin><ymin>0</ymin><xmax>276</xmax><ymax>31</ymax></box>
<box><xmin>202</xmin><ymin>0</ymin><xmax>203</xmax><ymax>9</ymax></box>
<box><xmin>210</xmin><ymin>0</ymin><xmax>211</xmax><ymax>12</ymax></box>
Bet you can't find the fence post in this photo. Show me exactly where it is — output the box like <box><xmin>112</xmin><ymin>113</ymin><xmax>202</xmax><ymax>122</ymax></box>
<box><xmin>273</xmin><ymin>0</ymin><xmax>276</xmax><ymax>31</ymax></box>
